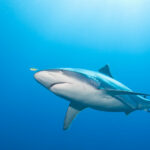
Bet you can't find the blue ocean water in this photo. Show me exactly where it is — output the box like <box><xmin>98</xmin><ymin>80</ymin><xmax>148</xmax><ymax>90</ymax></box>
<box><xmin>1</xmin><ymin>0</ymin><xmax>150</xmax><ymax>150</ymax></box>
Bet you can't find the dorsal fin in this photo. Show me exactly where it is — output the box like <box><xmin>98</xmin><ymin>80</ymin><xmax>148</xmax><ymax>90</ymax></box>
<box><xmin>99</xmin><ymin>65</ymin><xmax>113</xmax><ymax>78</ymax></box>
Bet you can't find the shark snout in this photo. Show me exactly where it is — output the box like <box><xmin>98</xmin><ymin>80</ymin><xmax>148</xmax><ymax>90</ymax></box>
<box><xmin>34</xmin><ymin>71</ymin><xmax>54</xmax><ymax>88</ymax></box>
<box><xmin>34</xmin><ymin>71</ymin><xmax>46</xmax><ymax>81</ymax></box>
<box><xmin>34</xmin><ymin>71</ymin><xmax>42</xmax><ymax>80</ymax></box>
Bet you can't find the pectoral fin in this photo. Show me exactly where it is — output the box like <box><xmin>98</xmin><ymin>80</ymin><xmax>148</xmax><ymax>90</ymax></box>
<box><xmin>63</xmin><ymin>102</ymin><xmax>86</xmax><ymax>130</ymax></box>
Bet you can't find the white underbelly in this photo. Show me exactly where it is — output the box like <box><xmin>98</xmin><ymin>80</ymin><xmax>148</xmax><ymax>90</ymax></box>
<box><xmin>50</xmin><ymin>82</ymin><xmax>129</xmax><ymax>112</ymax></box>
<box><xmin>85</xmin><ymin>92</ymin><xmax>128</xmax><ymax>112</ymax></box>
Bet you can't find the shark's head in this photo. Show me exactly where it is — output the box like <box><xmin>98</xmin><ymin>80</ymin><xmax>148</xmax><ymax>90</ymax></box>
<box><xmin>34</xmin><ymin>69</ymin><xmax>66</xmax><ymax>89</ymax></box>
<box><xmin>34</xmin><ymin>69</ymin><xmax>100</xmax><ymax>100</ymax></box>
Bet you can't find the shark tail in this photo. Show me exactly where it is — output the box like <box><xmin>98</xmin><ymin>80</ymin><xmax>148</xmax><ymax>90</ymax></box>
<box><xmin>139</xmin><ymin>96</ymin><xmax>150</xmax><ymax>112</ymax></box>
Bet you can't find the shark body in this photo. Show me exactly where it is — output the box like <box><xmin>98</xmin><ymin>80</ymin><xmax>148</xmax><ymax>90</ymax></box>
<box><xmin>34</xmin><ymin>65</ymin><xmax>150</xmax><ymax>130</ymax></box>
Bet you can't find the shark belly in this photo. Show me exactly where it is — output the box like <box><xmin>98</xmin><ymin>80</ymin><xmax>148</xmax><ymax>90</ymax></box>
<box><xmin>50</xmin><ymin>82</ymin><xmax>129</xmax><ymax>112</ymax></box>
<box><xmin>87</xmin><ymin>92</ymin><xmax>129</xmax><ymax>112</ymax></box>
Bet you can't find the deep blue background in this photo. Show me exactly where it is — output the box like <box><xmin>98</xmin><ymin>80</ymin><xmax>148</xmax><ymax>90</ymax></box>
<box><xmin>1</xmin><ymin>0</ymin><xmax>150</xmax><ymax>150</ymax></box>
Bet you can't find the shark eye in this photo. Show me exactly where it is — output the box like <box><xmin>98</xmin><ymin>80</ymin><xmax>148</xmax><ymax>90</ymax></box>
<box><xmin>58</xmin><ymin>70</ymin><xmax>64</xmax><ymax>74</ymax></box>
<box><xmin>59</xmin><ymin>70</ymin><xmax>63</xmax><ymax>74</ymax></box>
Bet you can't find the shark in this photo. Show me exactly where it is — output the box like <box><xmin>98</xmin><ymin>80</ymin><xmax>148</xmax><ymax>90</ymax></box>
<box><xmin>34</xmin><ymin>65</ymin><xmax>150</xmax><ymax>130</ymax></box>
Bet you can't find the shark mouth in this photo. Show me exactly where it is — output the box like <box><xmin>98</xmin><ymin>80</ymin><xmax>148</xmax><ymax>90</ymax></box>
<box><xmin>49</xmin><ymin>82</ymin><xmax>68</xmax><ymax>89</ymax></box>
